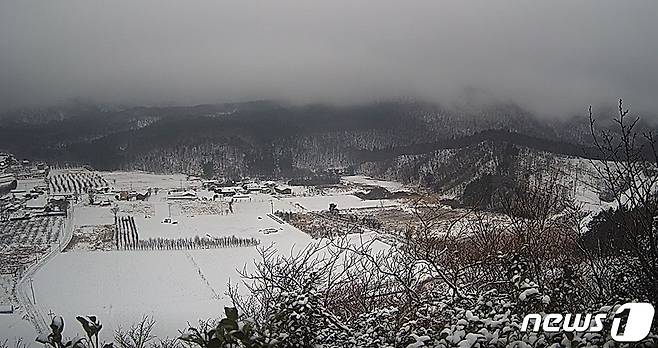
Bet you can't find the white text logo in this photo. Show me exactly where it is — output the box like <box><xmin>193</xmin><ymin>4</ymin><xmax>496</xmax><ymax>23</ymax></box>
<box><xmin>521</xmin><ymin>302</ymin><xmax>655</xmax><ymax>342</ymax></box>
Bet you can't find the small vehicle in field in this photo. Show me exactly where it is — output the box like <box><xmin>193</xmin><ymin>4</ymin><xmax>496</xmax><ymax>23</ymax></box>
<box><xmin>259</xmin><ymin>228</ymin><xmax>278</xmax><ymax>235</ymax></box>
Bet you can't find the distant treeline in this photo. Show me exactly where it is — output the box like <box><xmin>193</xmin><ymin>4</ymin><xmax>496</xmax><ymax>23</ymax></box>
<box><xmin>1</xmin><ymin>100</ymin><xmax>620</xmax><ymax>179</ymax></box>
<box><xmin>351</xmin><ymin>129</ymin><xmax>601</xmax><ymax>162</ymax></box>
<box><xmin>137</xmin><ymin>235</ymin><xmax>260</xmax><ymax>250</ymax></box>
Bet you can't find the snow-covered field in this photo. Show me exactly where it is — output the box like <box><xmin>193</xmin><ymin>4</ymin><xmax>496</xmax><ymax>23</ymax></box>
<box><xmin>31</xmin><ymin>219</ymin><xmax>309</xmax><ymax>337</ymax></box>
<box><xmin>7</xmin><ymin>172</ymin><xmax>405</xmax><ymax>340</ymax></box>
<box><xmin>100</xmin><ymin>171</ymin><xmax>193</xmax><ymax>191</ymax></box>
<box><xmin>15</xmin><ymin>178</ymin><xmax>46</xmax><ymax>192</ymax></box>
<box><xmin>12</xmin><ymin>167</ymin><xmax>602</xmax><ymax>340</ymax></box>
<box><xmin>0</xmin><ymin>313</ymin><xmax>36</xmax><ymax>343</ymax></box>
<box><xmin>32</xmin><ymin>248</ymin><xmax>266</xmax><ymax>337</ymax></box>
<box><xmin>3</xmin><ymin>161</ymin><xmax>619</xmax><ymax>342</ymax></box>
<box><xmin>342</xmin><ymin>175</ymin><xmax>409</xmax><ymax>192</ymax></box>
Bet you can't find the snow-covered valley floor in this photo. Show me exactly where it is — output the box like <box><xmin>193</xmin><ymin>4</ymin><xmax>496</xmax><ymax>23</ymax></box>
<box><xmin>4</xmin><ymin>171</ymin><xmax>409</xmax><ymax>340</ymax></box>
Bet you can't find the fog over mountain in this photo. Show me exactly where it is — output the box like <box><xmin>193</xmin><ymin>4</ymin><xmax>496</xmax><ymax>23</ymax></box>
<box><xmin>1</xmin><ymin>0</ymin><xmax>657</xmax><ymax>116</ymax></box>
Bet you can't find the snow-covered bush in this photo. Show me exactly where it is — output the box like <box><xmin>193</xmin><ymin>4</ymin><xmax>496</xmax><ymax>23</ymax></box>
<box><xmin>178</xmin><ymin>307</ymin><xmax>259</xmax><ymax>348</ymax></box>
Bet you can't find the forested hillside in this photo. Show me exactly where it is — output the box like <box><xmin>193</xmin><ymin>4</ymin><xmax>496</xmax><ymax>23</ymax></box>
<box><xmin>0</xmin><ymin>100</ymin><xmax>644</xmax><ymax>190</ymax></box>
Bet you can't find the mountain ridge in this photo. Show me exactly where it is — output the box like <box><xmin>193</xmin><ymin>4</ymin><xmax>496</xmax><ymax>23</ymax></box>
<box><xmin>0</xmin><ymin>100</ymin><xmax>643</xmax><ymax>182</ymax></box>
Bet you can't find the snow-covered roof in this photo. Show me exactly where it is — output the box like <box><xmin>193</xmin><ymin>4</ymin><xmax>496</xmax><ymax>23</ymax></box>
<box><xmin>0</xmin><ymin>174</ymin><xmax>16</xmax><ymax>185</ymax></box>
<box><xmin>168</xmin><ymin>190</ymin><xmax>197</xmax><ymax>199</ymax></box>
<box><xmin>26</xmin><ymin>196</ymin><xmax>48</xmax><ymax>209</ymax></box>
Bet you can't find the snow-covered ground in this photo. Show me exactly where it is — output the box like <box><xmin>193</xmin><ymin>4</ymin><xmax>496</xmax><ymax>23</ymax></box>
<box><xmin>2</xmin><ymin>160</ymin><xmax>638</xmax><ymax>341</ymax></box>
<box><xmin>278</xmin><ymin>194</ymin><xmax>399</xmax><ymax>212</ymax></box>
<box><xmin>15</xmin><ymin>178</ymin><xmax>46</xmax><ymax>192</ymax></box>
<box><xmin>342</xmin><ymin>175</ymin><xmax>409</xmax><ymax>192</ymax></box>
<box><xmin>556</xmin><ymin>157</ymin><xmax>608</xmax><ymax>212</ymax></box>
<box><xmin>100</xmin><ymin>171</ymin><xmax>194</xmax><ymax>191</ymax></box>
<box><xmin>15</xmin><ymin>168</ymin><xmax>608</xmax><ymax>341</ymax></box>
<box><xmin>0</xmin><ymin>314</ymin><xmax>36</xmax><ymax>343</ymax></box>
<box><xmin>30</xmin><ymin>201</ymin><xmax>364</xmax><ymax>338</ymax></box>
<box><xmin>32</xmin><ymin>248</ymin><xmax>262</xmax><ymax>338</ymax></box>
<box><xmin>13</xmin><ymin>173</ymin><xmax>406</xmax><ymax>340</ymax></box>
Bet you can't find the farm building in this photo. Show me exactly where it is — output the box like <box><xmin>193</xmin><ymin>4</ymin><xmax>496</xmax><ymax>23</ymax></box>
<box><xmin>135</xmin><ymin>190</ymin><xmax>150</xmax><ymax>201</ymax></box>
<box><xmin>115</xmin><ymin>190</ymin><xmax>150</xmax><ymax>201</ymax></box>
<box><xmin>243</xmin><ymin>183</ymin><xmax>263</xmax><ymax>192</ymax></box>
<box><xmin>202</xmin><ymin>180</ymin><xmax>220</xmax><ymax>189</ymax></box>
<box><xmin>275</xmin><ymin>186</ymin><xmax>292</xmax><ymax>195</ymax></box>
<box><xmin>0</xmin><ymin>305</ymin><xmax>14</xmax><ymax>314</ymax></box>
<box><xmin>167</xmin><ymin>191</ymin><xmax>197</xmax><ymax>200</ymax></box>
<box><xmin>26</xmin><ymin>196</ymin><xmax>48</xmax><ymax>210</ymax></box>
<box><xmin>0</xmin><ymin>173</ymin><xmax>17</xmax><ymax>195</ymax></box>
<box><xmin>215</xmin><ymin>187</ymin><xmax>240</xmax><ymax>196</ymax></box>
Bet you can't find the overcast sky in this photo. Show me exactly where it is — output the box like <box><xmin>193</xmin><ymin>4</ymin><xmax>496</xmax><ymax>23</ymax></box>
<box><xmin>1</xmin><ymin>0</ymin><xmax>657</xmax><ymax>116</ymax></box>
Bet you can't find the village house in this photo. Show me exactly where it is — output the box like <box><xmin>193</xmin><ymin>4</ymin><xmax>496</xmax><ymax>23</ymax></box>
<box><xmin>274</xmin><ymin>186</ymin><xmax>292</xmax><ymax>195</ymax></box>
<box><xmin>0</xmin><ymin>304</ymin><xmax>14</xmax><ymax>314</ymax></box>
<box><xmin>167</xmin><ymin>190</ymin><xmax>197</xmax><ymax>200</ymax></box>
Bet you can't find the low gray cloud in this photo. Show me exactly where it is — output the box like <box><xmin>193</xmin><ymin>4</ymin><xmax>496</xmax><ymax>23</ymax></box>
<box><xmin>1</xmin><ymin>0</ymin><xmax>657</xmax><ymax>116</ymax></box>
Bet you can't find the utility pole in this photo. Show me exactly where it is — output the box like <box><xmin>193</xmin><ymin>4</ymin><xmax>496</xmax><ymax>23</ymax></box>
<box><xmin>30</xmin><ymin>278</ymin><xmax>36</xmax><ymax>304</ymax></box>
<box><xmin>270</xmin><ymin>200</ymin><xmax>274</xmax><ymax>214</ymax></box>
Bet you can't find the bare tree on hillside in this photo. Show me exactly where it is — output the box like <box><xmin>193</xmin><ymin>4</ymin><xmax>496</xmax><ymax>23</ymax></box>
<box><xmin>587</xmin><ymin>99</ymin><xmax>658</xmax><ymax>303</ymax></box>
